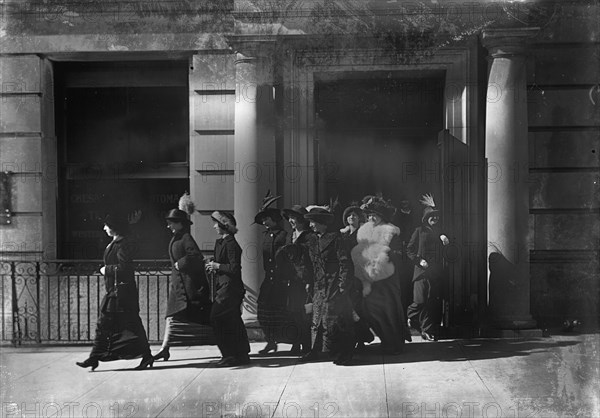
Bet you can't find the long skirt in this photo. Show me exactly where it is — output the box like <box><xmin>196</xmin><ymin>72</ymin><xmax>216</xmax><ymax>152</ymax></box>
<box><xmin>362</xmin><ymin>276</ymin><xmax>411</xmax><ymax>354</ymax></box>
<box><xmin>90</xmin><ymin>311</ymin><xmax>150</xmax><ymax>361</ymax></box>
<box><xmin>163</xmin><ymin>311</ymin><xmax>216</xmax><ymax>346</ymax></box>
<box><xmin>257</xmin><ymin>280</ymin><xmax>298</xmax><ymax>344</ymax></box>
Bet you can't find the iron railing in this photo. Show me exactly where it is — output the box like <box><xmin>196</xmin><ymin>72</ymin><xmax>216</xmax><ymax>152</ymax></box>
<box><xmin>0</xmin><ymin>260</ymin><xmax>195</xmax><ymax>345</ymax></box>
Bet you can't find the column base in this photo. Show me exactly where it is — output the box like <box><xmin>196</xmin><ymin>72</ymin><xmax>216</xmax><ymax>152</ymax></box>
<box><xmin>481</xmin><ymin>315</ymin><xmax>542</xmax><ymax>338</ymax></box>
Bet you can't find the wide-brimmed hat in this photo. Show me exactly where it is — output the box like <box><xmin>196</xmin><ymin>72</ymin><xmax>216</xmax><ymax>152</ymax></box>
<box><xmin>282</xmin><ymin>205</ymin><xmax>308</xmax><ymax>220</ymax></box>
<box><xmin>254</xmin><ymin>207</ymin><xmax>282</xmax><ymax>224</ymax></box>
<box><xmin>361</xmin><ymin>197</ymin><xmax>396</xmax><ymax>223</ymax></box>
<box><xmin>342</xmin><ymin>205</ymin><xmax>365</xmax><ymax>226</ymax></box>
<box><xmin>254</xmin><ymin>190</ymin><xmax>282</xmax><ymax>224</ymax></box>
<box><xmin>304</xmin><ymin>207</ymin><xmax>334</xmax><ymax>225</ymax></box>
<box><xmin>165</xmin><ymin>208</ymin><xmax>193</xmax><ymax>225</ymax></box>
<box><xmin>103</xmin><ymin>214</ymin><xmax>130</xmax><ymax>235</ymax></box>
<box><xmin>211</xmin><ymin>211</ymin><xmax>238</xmax><ymax>234</ymax></box>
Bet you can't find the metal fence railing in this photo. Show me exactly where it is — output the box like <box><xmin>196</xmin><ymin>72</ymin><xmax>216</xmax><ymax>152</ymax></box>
<box><xmin>0</xmin><ymin>260</ymin><xmax>178</xmax><ymax>345</ymax></box>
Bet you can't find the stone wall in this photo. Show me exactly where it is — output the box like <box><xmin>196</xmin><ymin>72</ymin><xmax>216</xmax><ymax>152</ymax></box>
<box><xmin>527</xmin><ymin>1</ymin><xmax>600</xmax><ymax>327</ymax></box>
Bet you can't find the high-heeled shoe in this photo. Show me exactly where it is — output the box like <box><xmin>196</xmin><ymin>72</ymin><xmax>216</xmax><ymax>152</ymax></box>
<box><xmin>134</xmin><ymin>354</ymin><xmax>154</xmax><ymax>370</ymax></box>
<box><xmin>258</xmin><ymin>342</ymin><xmax>277</xmax><ymax>354</ymax></box>
<box><xmin>76</xmin><ymin>358</ymin><xmax>99</xmax><ymax>371</ymax></box>
<box><xmin>153</xmin><ymin>348</ymin><xmax>170</xmax><ymax>361</ymax></box>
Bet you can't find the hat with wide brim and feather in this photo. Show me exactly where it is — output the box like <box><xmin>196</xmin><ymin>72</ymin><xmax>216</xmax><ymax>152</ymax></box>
<box><xmin>211</xmin><ymin>211</ymin><xmax>238</xmax><ymax>234</ymax></box>
<box><xmin>165</xmin><ymin>192</ymin><xmax>196</xmax><ymax>225</ymax></box>
<box><xmin>360</xmin><ymin>196</ymin><xmax>396</xmax><ymax>223</ymax></box>
<box><xmin>254</xmin><ymin>190</ymin><xmax>283</xmax><ymax>224</ymax></box>
<box><xmin>420</xmin><ymin>193</ymin><xmax>439</xmax><ymax>224</ymax></box>
<box><xmin>303</xmin><ymin>205</ymin><xmax>334</xmax><ymax>225</ymax></box>
<box><xmin>282</xmin><ymin>205</ymin><xmax>308</xmax><ymax>220</ymax></box>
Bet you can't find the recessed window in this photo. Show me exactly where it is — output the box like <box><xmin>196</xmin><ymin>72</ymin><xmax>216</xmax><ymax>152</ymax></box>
<box><xmin>55</xmin><ymin>61</ymin><xmax>189</xmax><ymax>260</ymax></box>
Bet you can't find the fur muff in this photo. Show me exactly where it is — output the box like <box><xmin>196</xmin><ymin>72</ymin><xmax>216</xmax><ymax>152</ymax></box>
<box><xmin>351</xmin><ymin>222</ymin><xmax>400</xmax><ymax>296</ymax></box>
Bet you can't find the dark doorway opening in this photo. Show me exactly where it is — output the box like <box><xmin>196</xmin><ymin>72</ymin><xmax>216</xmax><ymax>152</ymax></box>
<box><xmin>314</xmin><ymin>70</ymin><xmax>445</xmax><ymax>223</ymax></box>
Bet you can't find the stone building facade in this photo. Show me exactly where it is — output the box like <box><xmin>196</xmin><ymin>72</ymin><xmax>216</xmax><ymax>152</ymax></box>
<box><xmin>0</xmin><ymin>0</ymin><xmax>598</xmax><ymax>340</ymax></box>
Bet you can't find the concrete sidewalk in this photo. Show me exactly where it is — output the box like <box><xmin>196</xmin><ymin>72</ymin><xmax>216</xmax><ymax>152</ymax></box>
<box><xmin>1</xmin><ymin>332</ymin><xmax>599</xmax><ymax>418</ymax></box>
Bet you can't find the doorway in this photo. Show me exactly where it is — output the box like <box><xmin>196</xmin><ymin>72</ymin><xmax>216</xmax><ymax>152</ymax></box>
<box><xmin>314</xmin><ymin>70</ymin><xmax>445</xmax><ymax>219</ymax></box>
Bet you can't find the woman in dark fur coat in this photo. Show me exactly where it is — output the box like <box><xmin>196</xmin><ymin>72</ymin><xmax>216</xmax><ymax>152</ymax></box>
<box><xmin>277</xmin><ymin>205</ymin><xmax>314</xmax><ymax>354</ymax></box>
<box><xmin>301</xmin><ymin>206</ymin><xmax>355</xmax><ymax>365</ymax></box>
<box><xmin>76</xmin><ymin>215</ymin><xmax>153</xmax><ymax>371</ymax></box>
<box><xmin>351</xmin><ymin>196</ymin><xmax>411</xmax><ymax>355</ymax></box>
<box><xmin>152</xmin><ymin>200</ymin><xmax>212</xmax><ymax>363</ymax></box>
<box><xmin>340</xmin><ymin>204</ymin><xmax>375</xmax><ymax>349</ymax></box>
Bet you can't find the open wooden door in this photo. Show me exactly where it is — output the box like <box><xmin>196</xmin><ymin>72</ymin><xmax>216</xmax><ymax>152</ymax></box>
<box><xmin>438</xmin><ymin>129</ymin><xmax>474</xmax><ymax>329</ymax></box>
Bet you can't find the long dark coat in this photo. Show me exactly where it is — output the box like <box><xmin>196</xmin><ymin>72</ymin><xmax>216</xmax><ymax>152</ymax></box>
<box><xmin>210</xmin><ymin>234</ymin><xmax>250</xmax><ymax>359</ymax></box>
<box><xmin>272</xmin><ymin>230</ymin><xmax>314</xmax><ymax>345</ymax></box>
<box><xmin>92</xmin><ymin>236</ymin><xmax>150</xmax><ymax>361</ymax></box>
<box><xmin>101</xmin><ymin>236</ymin><xmax>139</xmax><ymax>313</ymax></box>
<box><xmin>257</xmin><ymin>227</ymin><xmax>288</xmax><ymax>308</ymax></box>
<box><xmin>407</xmin><ymin>225</ymin><xmax>445</xmax><ymax>282</ymax></box>
<box><xmin>211</xmin><ymin>235</ymin><xmax>245</xmax><ymax>309</ymax></box>
<box><xmin>406</xmin><ymin>224</ymin><xmax>446</xmax><ymax>334</ymax></box>
<box><xmin>306</xmin><ymin>231</ymin><xmax>355</xmax><ymax>354</ymax></box>
<box><xmin>166</xmin><ymin>230</ymin><xmax>211</xmax><ymax>321</ymax></box>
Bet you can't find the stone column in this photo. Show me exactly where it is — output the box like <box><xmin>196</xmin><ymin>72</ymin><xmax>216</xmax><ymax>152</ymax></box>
<box><xmin>234</xmin><ymin>52</ymin><xmax>276</xmax><ymax>323</ymax></box>
<box><xmin>482</xmin><ymin>28</ymin><xmax>539</xmax><ymax>331</ymax></box>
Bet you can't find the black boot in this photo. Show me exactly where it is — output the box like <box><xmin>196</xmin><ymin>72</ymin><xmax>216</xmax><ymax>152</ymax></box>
<box><xmin>153</xmin><ymin>347</ymin><xmax>170</xmax><ymax>361</ymax></box>
<box><xmin>76</xmin><ymin>357</ymin><xmax>99</xmax><ymax>371</ymax></box>
<box><xmin>134</xmin><ymin>354</ymin><xmax>154</xmax><ymax>370</ymax></box>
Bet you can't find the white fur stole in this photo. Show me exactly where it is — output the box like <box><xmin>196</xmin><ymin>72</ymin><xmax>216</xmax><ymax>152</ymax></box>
<box><xmin>351</xmin><ymin>222</ymin><xmax>400</xmax><ymax>296</ymax></box>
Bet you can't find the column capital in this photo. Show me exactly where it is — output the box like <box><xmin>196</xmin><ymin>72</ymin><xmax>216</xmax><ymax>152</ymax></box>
<box><xmin>482</xmin><ymin>27</ymin><xmax>540</xmax><ymax>58</ymax></box>
<box><xmin>228</xmin><ymin>35</ymin><xmax>277</xmax><ymax>62</ymax></box>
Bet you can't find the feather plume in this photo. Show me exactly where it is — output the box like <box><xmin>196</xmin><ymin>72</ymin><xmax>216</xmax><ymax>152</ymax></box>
<box><xmin>178</xmin><ymin>192</ymin><xmax>196</xmax><ymax>216</ymax></box>
<box><xmin>306</xmin><ymin>204</ymin><xmax>330</xmax><ymax>212</ymax></box>
<box><xmin>420</xmin><ymin>193</ymin><xmax>436</xmax><ymax>208</ymax></box>
<box><xmin>260</xmin><ymin>189</ymin><xmax>281</xmax><ymax>211</ymax></box>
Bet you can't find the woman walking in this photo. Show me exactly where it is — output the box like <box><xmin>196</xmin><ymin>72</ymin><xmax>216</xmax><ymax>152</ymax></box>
<box><xmin>406</xmin><ymin>194</ymin><xmax>449</xmax><ymax>341</ymax></box>
<box><xmin>351</xmin><ymin>196</ymin><xmax>411</xmax><ymax>355</ymax></box>
<box><xmin>340</xmin><ymin>204</ymin><xmax>374</xmax><ymax>349</ymax></box>
<box><xmin>76</xmin><ymin>215</ymin><xmax>153</xmax><ymax>371</ymax></box>
<box><xmin>205</xmin><ymin>211</ymin><xmax>251</xmax><ymax>367</ymax></box>
<box><xmin>152</xmin><ymin>197</ymin><xmax>212</xmax><ymax>362</ymax></box>
<box><xmin>277</xmin><ymin>205</ymin><xmax>314</xmax><ymax>354</ymax></box>
<box><xmin>255</xmin><ymin>194</ymin><xmax>288</xmax><ymax>354</ymax></box>
<box><xmin>301</xmin><ymin>206</ymin><xmax>355</xmax><ymax>365</ymax></box>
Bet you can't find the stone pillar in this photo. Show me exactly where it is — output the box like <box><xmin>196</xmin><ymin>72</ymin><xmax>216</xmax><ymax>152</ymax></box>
<box><xmin>234</xmin><ymin>52</ymin><xmax>276</xmax><ymax>323</ymax></box>
<box><xmin>483</xmin><ymin>28</ymin><xmax>539</xmax><ymax>331</ymax></box>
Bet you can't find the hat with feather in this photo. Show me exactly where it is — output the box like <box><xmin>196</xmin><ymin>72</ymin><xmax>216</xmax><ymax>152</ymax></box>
<box><xmin>360</xmin><ymin>195</ymin><xmax>396</xmax><ymax>223</ymax></box>
<box><xmin>420</xmin><ymin>193</ymin><xmax>439</xmax><ymax>224</ymax></box>
<box><xmin>165</xmin><ymin>192</ymin><xmax>195</xmax><ymax>225</ymax></box>
<box><xmin>254</xmin><ymin>190</ymin><xmax>282</xmax><ymax>224</ymax></box>
<box><xmin>211</xmin><ymin>211</ymin><xmax>238</xmax><ymax>234</ymax></box>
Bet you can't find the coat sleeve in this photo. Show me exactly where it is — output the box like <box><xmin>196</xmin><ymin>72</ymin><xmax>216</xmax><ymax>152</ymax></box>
<box><xmin>105</xmin><ymin>241</ymin><xmax>134</xmax><ymax>279</ymax></box>
<box><xmin>406</xmin><ymin>228</ymin><xmax>422</xmax><ymax>266</ymax></box>
<box><xmin>217</xmin><ymin>241</ymin><xmax>242</xmax><ymax>277</ymax></box>
<box><xmin>176</xmin><ymin>234</ymin><xmax>203</xmax><ymax>273</ymax></box>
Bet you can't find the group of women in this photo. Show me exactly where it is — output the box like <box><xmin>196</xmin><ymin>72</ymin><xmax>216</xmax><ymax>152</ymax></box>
<box><xmin>76</xmin><ymin>193</ymin><xmax>447</xmax><ymax>370</ymax></box>
<box><xmin>253</xmin><ymin>195</ymin><xmax>440</xmax><ymax>365</ymax></box>
<box><xmin>76</xmin><ymin>204</ymin><xmax>250</xmax><ymax>371</ymax></box>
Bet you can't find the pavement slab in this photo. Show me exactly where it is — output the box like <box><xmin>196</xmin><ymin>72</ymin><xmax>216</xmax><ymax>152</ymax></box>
<box><xmin>1</xmin><ymin>334</ymin><xmax>598</xmax><ymax>418</ymax></box>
